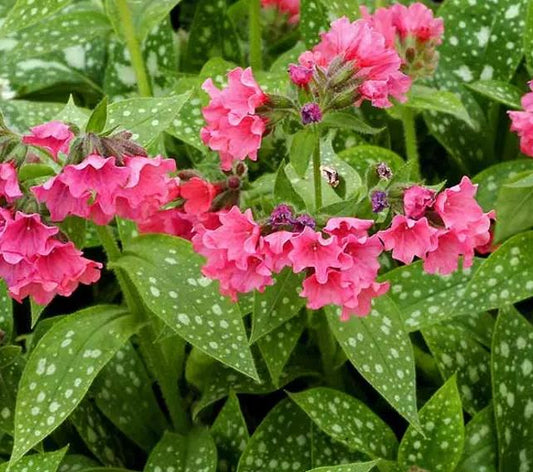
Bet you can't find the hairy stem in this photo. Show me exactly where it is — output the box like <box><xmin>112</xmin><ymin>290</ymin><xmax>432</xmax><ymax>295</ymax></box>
<box><xmin>313</xmin><ymin>128</ymin><xmax>323</xmax><ymax>210</ymax></box>
<box><xmin>249</xmin><ymin>0</ymin><xmax>263</xmax><ymax>70</ymax></box>
<box><xmin>401</xmin><ymin>106</ymin><xmax>421</xmax><ymax>180</ymax></box>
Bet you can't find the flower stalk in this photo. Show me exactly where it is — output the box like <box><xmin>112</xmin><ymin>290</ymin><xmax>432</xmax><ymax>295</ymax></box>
<box><xmin>401</xmin><ymin>105</ymin><xmax>420</xmax><ymax>179</ymax></box>
<box><xmin>313</xmin><ymin>127</ymin><xmax>322</xmax><ymax>210</ymax></box>
<box><xmin>249</xmin><ymin>0</ymin><xmax>263</xmax><ymax>70</ymax></box>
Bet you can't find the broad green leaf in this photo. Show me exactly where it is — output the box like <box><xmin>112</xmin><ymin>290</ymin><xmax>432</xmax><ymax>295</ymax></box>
<box><xmin>137</xmin><ymin>0</ymin><xmax>182</xmax><ymax>42</ymax></box>
<box><xmin>0</xmin><ymin>448</ymin><xmax>67</xmax><ymax>472</ymax></box>
<box><xmin>115</xmin><ymin>235</ymin><xmax>258</xmax><ymax>380</ymax></box>
<box><xmin>337</xmin><ymin>145</ymin><xmax>405</xmax><ymax>178</ymax></box>
<box><xmin>495</xmin><ymin>170</ymin><xmax>533</xmax><ymax>242</ymax></box>
<box><xmin>59</xmin><ymin>217</ymin><xmax>86</xmax><ymax>252</ymax></box>
<box><xmin>11</xmin><ymin>306</ymin><xmax>137</xmax><ymax>463</ymax></box>
<box><xmin>317</xmin><ymin>0</ymin><xmax>361</xmax><ymax>20</ymax></box>
<box><xmin>456</xmin><ymin>406</ymin><xmax>497</xmax><ymax>472</ymax></box>
<box><xmin>0</xmin><ymin>346</ymin><xmax>24</xmax><ymax>435</ymax></box>
<box><xmin>321</xmin><ymin>112</ymin><xmax>384</xmax><ymax>135</ymax></box>
<box><xmin>290</xmin><ymin>388</ymin><xmax>397</xmax><ymax>459</ymax></box>
<box><xmin>251</xmin><ymin>269</ymin><xmax>305</xmax><ymax>343</ymax></box>
<box><xmin>466</xmin><ymin>80</ymin><xmax>523</xmax><ymax>109</ymax></box>
<box><xmin>144</xmin><ymin>429</ymin><xmax>217</xmax><ymax>472</ymax></box>
<box><xmin>92</xmin><ymin>342</ymin><xmax>167</xmax><ymax>450</ymax></box>
<box><xmin>300</xmin><ymin>0</ymin><xmax>329</xmax><ymax>48</ymax></box>
<box><xmin>54</xmin><ymin>96</ymin><xmax>89</xmax><ymax>129</ymax></box>
<box><xmin>492</xmin><ymin>307</ymin><xmax>533</xmax><ymax>471</ymax></box>
<box><xmin>455</xmin><ymin>311</ymin><xmax>495</xmax><ymax>348</ymax></box>
<box><xmin>0</xmin><ymin>282</ymin><xmax>13</xmax><ymax>343</ymax></box>
<box><xmin>274</xmin><ymin>163</ymin><xmax>307</xmax><ymax>210</ymax></box>
<box><xmin>423</xmin><ymin>323</ymin><xmax>491</xmax><ymax>415</ymax></box>
<box><xmin>0</xmin><ymin>0</ymin><xmax>73</xmax><ymax>35</ymax></box>
<box><xmin>473</xmin><ymin>159</ymin><xmax>533</xmax><ymax>212</ymax></box>
<box><xmin>258</xmin><ymin>314</ymin><xmax>305</xmax><ymax>384</ymax></box>
<box><xmin>327</xmin><ymin>296</ymin><xmax>419</xmax><ymax>428</ymax></box>
<box><xmin>211</xmin><ymin>392</ymin><xmax>249</xmax><ymax>470</ymax></box>
<box><xmin>310</xmin><ymin>427</ymin><xmax>367</xmax><ymax>469</ymax></box>
<box><xmin>306</xmin><ymin>462</ymin><xmax>379</xmax><ymax>472</ymax></box>
<box><xmin>524</xmin><ymin>0</ymin><xmax>533</xmax><ymax>74</ymax></box>
<box><xmin>382</xmin><ymin>260</ymin><xmax>480</xmax><ymax>331</ymax></box>
<box><xmin>0</xmin><ymin>100</ymin><xmax>64</xmax><ymax>133</ymax></box>
<box><xmin>290</xmin><ymin>128</ymin><xmax>316</xmax><ymax>177</ymax></box>
<box><xmin>106</xmin><ymin>93</ymin><xmax>191</xmax><ymax>147</ymax></box>
<box><xmin>398</xmin><ymin>376</ymin><xmax>464</xmax><ymax>472</ymax></box>
<box><xmin>454</xmin><ymin>232</ymin><xmax>533</xmax><ymax>314</ymax></box>
<box><xmin>58</xmin><ymin>454</ymin><xmax>99</xmax><ymax>472</ymax></box>
<box><xmin>70</xmin><ymin>399</ymin><xmax>125</xmax><ymax>467</ymax></box>
<box><xmin>18</xmin><ymin>163</ymin><xmax>56</xmax><ymax>182</ymax></box>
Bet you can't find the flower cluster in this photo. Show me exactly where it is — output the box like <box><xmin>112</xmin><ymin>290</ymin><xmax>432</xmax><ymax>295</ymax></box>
<box><xmin>201</xmin><ymin>67</ymin><xmax>269</xmax><ymax>171</ymax></box>
<box><xmin>379</xmin><ymin>177</ymin><xmax>494</xmax><ymax>275</ymax></box>
<box><xmin>193</xmin><ymin>205</ymin><xmax>387</xmax><ymax>318</ymax></box>
<box><xmin>508</xmin><ymin>81</ymin><xmax>533</xmax><ymax>157</ymax></box>
<box><xmin>361</xmin><ymin>3</ymin><xmax>444</xmax><ymax>79</ymax></box>
<box><xmin>261</xmin><ymin>0</ymin><xmax>300</xmax><ymax>24</ymax></box>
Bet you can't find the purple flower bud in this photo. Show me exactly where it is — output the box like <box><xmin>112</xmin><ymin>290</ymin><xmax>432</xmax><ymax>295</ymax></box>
<box><xmin>292</xmin><ymin>213</ymin><xmax>316</xmax><ymax>231</ymax></box>
<box><xmin>371</xmin><ymin>190</ymin><xmax>389</xmax><ymax>213</ymax></box>
<box><xmin>376</xmin><ymin>162</ymin><xmax>393</xmax><ymax>180</ymax></box>
<box><xmin>301</xmin><ymin>103</ymin><xmax>323</xmax><ymax>125</ymax></box>
<box><xmin>288</xmin><ymin>64</ymin><xmax>313</xmax><ymax>87</ymax></box>
<box><xmin>269</xmin><ymin>204</ymin><xmax>293</xmax><ymax>227</ymax></box>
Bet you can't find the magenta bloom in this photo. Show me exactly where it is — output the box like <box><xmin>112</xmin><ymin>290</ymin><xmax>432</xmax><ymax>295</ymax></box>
<box><xmin>261</xmin><ymin>230</ymin><xmax>295</xmax><ymax>273</ymax></box>
<box><xmin>288</xmin><ymin>64</ymin><xmax>313</xmax><ymax>87</ymax></box>
<box><xmin>137</xmin><ymin>208</ymin><xmax>194</xmax><ymax>240</ymax></box>
<box><xmin>22</xmin><ymin>120</ymin><xmax>74</xmax><ymax>161</ymax></box>
<box><xmin>324</xmin><ymin>217</ymin><xmax>374</xmax><ymax>240</ymax></box>
<box><xmin>0</xmin><ymin>163</ymin><xmax>22</xmax><ymax>202</ymax></box>
<box><xmin>261</xmin><ymin>0</ymin><xmax>300</xmax><ymax>24</ymax></box>
<box><xmin>300</xmin><ymin>17</ymin><xmax>411</xmax><ymax>107</ymax></box>
<box><xmin>201</xmin><ymin>67</ymin><xmax>268</xmax><ymax>171</ymax></box>
<box><xmin>509</xmin><ymin>81</ymin><xmax>533</xmax><ymax>157</ymax></box>
<box><xmin>379</xmin><ymin>215</ymin><xmax>438</xmax><ymax>264</ymax></box>
<box><xmin>423</xmin><ymin>229</ymin><xmax>469</xmax><ymax>275</ymax></box>
<box><xmin>403</xmin><ymin>185</ymin><xmax>435</xmax><ymax>219</ymax></box>
<box><xmin>180</xmin><ymin>177</ymin><xmax>217</xmax><ymax>215</ymax></box>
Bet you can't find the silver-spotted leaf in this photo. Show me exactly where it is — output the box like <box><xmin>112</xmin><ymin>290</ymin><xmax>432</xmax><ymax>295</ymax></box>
<box><xmin>0</xmin><ymin>447</ymin><xmax>67</xmax><ymax>472</ymax></box>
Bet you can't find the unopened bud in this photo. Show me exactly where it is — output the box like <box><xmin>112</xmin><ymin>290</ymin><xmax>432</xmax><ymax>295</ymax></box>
<box><xmin>376</xmin><ymin>162</ymin><xmax>393</xmax><ymax>180</ymax></box>
<box><xmin>301</xmin><ymin>103</ymin><xmax>323</xmax><ymax>125</ymax></box>
<box><xmin>292</xmin><ymin>213</ymin><xmax>316</xmax><ymax>231</ymax></box>
<box><xmin>265</xmin><ymin>94</ymin><xmax>296</xmax><ymax>110</ymax></box>
<box><xmin>227</xmin><ymin>175</ymin><xmax>241</xmax><ymax>190</ymax></box>
<box><xmin>371</xmin><ymin>190</ymin><xmax>389</xmax><ymax>213</ymax></box>
<box><xmin>288</xmin><ymin>64</ymin><xmax>313</xmax><ymax>87</ymax></box>
<box><xmin>269</xmin><ymin>204</ymin><xmax>293</xmax><ymax>227</ymax></box>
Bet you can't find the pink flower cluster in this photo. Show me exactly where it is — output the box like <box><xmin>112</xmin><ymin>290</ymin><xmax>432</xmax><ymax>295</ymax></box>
<box><xmin>193</xmin><ymin>206</ymin><xmax>388</xmax><ymax>318</ymax></box>
<box><xmin>261</xmin><ymin>0</ymin><xmax>300</xmax><ymax>24</ymax></box>
<box><xmin>294</xmin><ymin>17</ymin><xmax>412</xmax><ymax>107</ymax></box>
<box><xmin>508</xmin><ymin>81</ymin><xmax>533</xmax><ymax>157</ymax></box>
<box><xmin>379</xmin><ymin>177</ymin><xmax>494</xmax><ymax>275</ymax></box>
<box><xmin>201</xmin><ymin>68</ymin><xmax>269</xmax><ymax>171</ymax></box>
<box><xmin>22</xmin><ymin>121</ymin><xmax>74</xmax><ymax>161</ymax></box>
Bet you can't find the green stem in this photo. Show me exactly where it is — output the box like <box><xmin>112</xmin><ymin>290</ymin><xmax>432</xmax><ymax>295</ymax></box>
<box><xmin>115</xmin><ymin>0</ymin><xmax>152</xmax><ymax>97</ymax></box>
<box><xmin>96</xmin><ymin>225</ymin><xmax>189</xmax><ymax>433</ymax></box>
<box><xmin>401</xmin><ymin>106</ymin><xmax>421</xmax><ymax>180</ymax></box>
<box><xmin>249</xmin><ymin>0</ymin><xmax>263</xmax><ymax>70</ymax></box>
<box><xmin>313</xmin><ymin>128</ymin><xmax>322</xmax><ymax>210</ymax></box>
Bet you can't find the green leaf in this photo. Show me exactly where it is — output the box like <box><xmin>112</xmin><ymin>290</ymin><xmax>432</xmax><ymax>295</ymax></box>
<box><xmin>466</xmin><ymin>80</ymin><xmax>523</xmax><ymax>109</ymax></box>
<box><xmin>290</xmin><ymin>387</ymin><xmax>397</xmax><ymax>459</ymax></box>
<box><xmin>144</xmin><ymin>429</ymin><xmax>217</xmax><ymax>472</ymax></box>
<box><xmin>337</xmin><ymin>145</ymin><xmax>405</xmax><ymax>181</ymax></box>
<box><xmin>17</xmin><ymin>164</ymin><xmax>55</xmax><ymax>182</ymax></box>
<box><xmin>492</xmin><ymin>307</ymin><xmax>533</xmax><ymax>471</ymax></box>
<box><xmin>524</xmin><ymin>0</ymin><xmax>533</xmax><ymax>74</ymax></box>
<box><xmin>456</xmin><ymin>406</ymin><xmax>497</xmax><ymax>472</ymax></box>
<box><xmin>58</xmin><ymin>454</ymin><xmax>99</xmax><ymax>472</ymax></box>
<box><xmin>306</xmin><ymin>462</ymin><xmax>379</xmax><ymax>472</ymax></box>
<box><xmin>423</xmin><ymin>323</ymin><xmax>491</xmax><ymax>415</ymax></box>
<box><xmin>495</xmin><ymin>170</ymin><xmax>533</xmax><ymax>242</ymax></box>
<box><xmin>251</xmin><ymin>269</ymin><xmax>305</xmax><ymax>343</ymax></box>
<box><xmin>321</xmin><ymin>112</ymin><xmax>384</xmax><ymax>135</ymax></box>
<box><xmin>54</xmin><ymin>96</ymin><xmax>90</xmax><ymax>129</ymax></box>
<box><xmin>398</xmin><ymin>376</ymin><xmax>464</xmax><ymax>472</ymax></box>
<box><xmin>11</xmin><ymin>306</ymin><xmax>137</xmax><ymax>463</ymax></box>
<box><xmin>317</xmin><ymin>0</ymin><xmax>361</xmax><ymax>20</ymax></box>
<box><xmin>86</xmin><ymin>96</ymin><xmax>108</xmax><ymax>133</ymax></box>
<box><xmin>327</xmin><ymin>296</ymin><xmax>420</xmax><ymax>428</ymax></box>
<box><xmin>0</xmin><ymin>0</ymin><xmax>73</xmax><ymax>35</ymax></box>
<box><xmin>274</xmin><ymin>163</ymin><xmax>307</xmax><ymax>210</ymax></box>
<box><xmin>92</xmin><ymin>342</ymin><xmax>167</xmax><ymax>450</ymax></box>
<box><xmin>473</xmin><ymin>159</ymin><xmax>533</xmax><ymax>212</ymax></box>
<box><xmin>106</xmin><ymin>92</ymin><xmax>191</xmax><ymax>147</ymax></box>
<box><xmin>0</xmin><ymin>346</ymin><xmax>24</xmax><ymax>435</ymax></box>
<box><xmin>137</xmin><ymin>0</ymin><xmax>182</xmax><ymax>42</ymax></box>
<box><xmin>211</xmin><ymin>392</ymin><xmax>249</xmax><ymax>470</ymax></box>
<box><xmin>258</xmin><ymin>314</ymin><xmax>305</xmax><ymax>384</ymax></box>
<box><xmin>0</xmin><ymin>448</ymin><xmax>67</xmax><ymax>472</ymax></box>
<box><xmin>115</xmin><ymin>234</ymin><xmax>258</xmax><ymax>380</ymax></box>
<box><xmin>0</xmin><ymin>100</ymin><xmax>64</xmax><ymax>133</ymax></box>
<box><xmin>300</xmin><ymin>0</ymin><xmax>329</xmax><ymax>48</ymax></box>
<box><xmin>0</xmin><ymin>282</ymin><xmax>13</xmax><ymax>343</ymax></box>
<box><xmin>290</xmin><ymin>128</ymin><xmax>316</xmax><ymax>178</ymax></box>
<box><xmin>454</xmin><ymin>232</ymin><xmax>533</xmax><ymax>314</ymax></box>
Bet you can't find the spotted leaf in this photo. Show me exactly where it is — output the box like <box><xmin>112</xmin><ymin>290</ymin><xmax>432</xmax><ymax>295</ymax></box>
<box><xmin>58</xmin><ymin>454</ymin><xmax>99</xmax><ymax>472</ymax></box>
<box><xmin>337</xmin><ymin>145</ymin><xmax>405</xmax><ymax>179</ymax></box>
<box><xmin>0</xmin><ymin>100</ymin><xmax>64</xmax><ymax>133</ymax></box>
<box><xmin>115</xmin><ymin>234</ymin><xmax>259</xmax><ymax>380</ymax></box>
<box><xmin>11</xmin><ymin>306</ymin><xmax>137</xmax><ymax>463</ymax></box>
<box><xmin>492</xmin><ymin>306</ymin><xmax>533</xmax><ymax>471</ymax></box>
<box><xmin>300</xmin><ymin>0</ymin><xmax>329</xmax><ymax>48</ymax></box>
<box><xmin>466</xmin><ymin>80</ymin><xmax>524</xmax><ymax>109</ymax></box>
<box><xmin>398</xmin><ymin>376</ymin><xmax>464</xmax><ymax>472</ymax></box>
<box><xmin>0</xmin><ymin>447</ymin><xmax>67</xmax><ymax>472</ymax></box>
<box><xmin>0</xmin><ymin>282</ymin><xmax>13</xmax><ymax>343</ymax></box>
<box><xmin>327</xmin><ymin>296</ymin><xmax>420</xmax><ymax>428</ymax></box>
<box><xmin>306</xmin><ymin>462</ymin><xmax>379</xmax><ymax>472</ymax></box>
<box><xmin>0</xmin><ymin>0</ymin><xmax>73</xmax><ymax>35</ymax></box>
<box><xmin>0</xmin><ymin>346</ymin><xmax>24</xmax><ymax>435</ymax></box>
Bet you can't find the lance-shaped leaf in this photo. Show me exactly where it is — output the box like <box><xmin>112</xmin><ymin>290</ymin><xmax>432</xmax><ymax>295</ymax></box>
<box><xmin>0</xmin><ymin>0</ymin><xmax>73</xmax><ymax>35</ymax></box>
<box><xmin>337</xmin><ymin>145</ymin><xmax>405</xmax><ymax>178</ymax></box>
<box><xmin>0</xmin><ymin>447</ymin><xmax>67</xmax><ymax>472</ymax></box>
<box><xmin>306</xmin><ymin>462</ymin><xmax>379</xmax><ymax>472</ymax></box>
<box><xmin>0</xmin><ymin>282</ymin><xmax>13</xmax><ymax>343</ymax></box>
<box><xmin>492</xmin><ymin>307</ymin><xmax>533</xmax><ymax>471</ymax></box>
<box><xmin>327</xmin><ymin>297</ymin><xmax>419</xmax><ymax>428</ymax></box>
<box><xmin>0</xmin><ymin>346</ymin><xmax>24</xmax><ymax>435</ymax></box>
<box><xmin>398</xmin><ymin>376</ymin><xmax>464</xmax><ymax>472</ymax></box>
<box><xmin>114</xmin><ymin>234</ymin><xmax>258</xmax><ymax>380</ymax></box>
<box><xmin>58</xmin><ymin>454</ymin><xmax>99</xmax><ymax>472</ymax></box>
<box><xmin>300</xmin><ymin>0</ymin><xmax>329</xmax><ymax>47</ymax></box>
<box><xmin>11</xmin><ymin>306</ymin><xmax>137</xmax><ymax>463</ymax></box>
<box><xmin>466</xmin><ymin>80</ymin><xmax>523</xmax><ymax>109</ymax></box>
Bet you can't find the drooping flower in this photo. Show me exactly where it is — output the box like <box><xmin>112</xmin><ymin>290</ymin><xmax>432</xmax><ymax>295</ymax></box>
<box><xmin>288</xmin><ymin>63</ymin><xmax>313</xmax><ymax>87</ymax></box>
<box><xmin>261</xmin><ymin>0</ymin><xmax>300</xmax><ymax>24</ymax></box>
<box><xmin>509</xmin><ymin>81</ymin><xmax>533</xmax><ymax>158</ymax></box>
<box><xmin>201</xmin><ymin>67</ymin><xmax>268</xmax><ymax>171</ymax></box>
<box><xmin>180</xmin><ymin>177</ymin><xmax>217</xmax><ymax>215</ymax></box>
<box><xmin>22</xmin><ymin>120</ymin><xmax>74</xmax><ymax>161</ymax></box>
<box><xmin>403</xmin><ymin>185</ymin><xmax>435</xmax><ymax>219</ymax></box>
<box><xmin>137</xmin><ymin>208</ymin><xmax>194</xmax><ymax>240</ymax></box>
<box><xmin>0</xmin><ymin>163</ymin><xmax>22</xmax><ymax>202</ymax></box>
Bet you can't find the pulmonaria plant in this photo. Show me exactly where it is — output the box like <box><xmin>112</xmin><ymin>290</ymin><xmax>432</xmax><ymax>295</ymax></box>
<box><xmin>508</xmin><ymin>81</ymin><xmax>533</xmax><ymax>157</ymax></box>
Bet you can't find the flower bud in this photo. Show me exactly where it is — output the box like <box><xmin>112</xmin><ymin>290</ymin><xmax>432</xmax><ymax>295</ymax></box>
<box><xmin>376</xmin><ymin>162</ymin><xmax>393</xmax><ymax>180</ymax></box>
<box><xmin>269</xmin><ymin>204</ymin><xmax>293</xmax><ymax>227</ymax></box>
<box><xmin>288</xmin><ymin>64</ymin><xmax>313</xmax><ymax>87</ymax></box>
<box><xmin>301</xmin><ymin>103</ymin><xmax>323</xmax><ymax>125</ymax></box>
<box><xmin>371</xmin><ymin>190</ymin><xmax>389</xmax><ymax>213</ymax></box>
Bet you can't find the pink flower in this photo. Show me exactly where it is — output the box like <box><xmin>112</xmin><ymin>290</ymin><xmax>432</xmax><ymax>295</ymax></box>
<box><xmin>22</xmin><ymin>121</ymin><xmax>74</xmax><ymax>161</ymax></box>
<box><xmin>115</xmin><ymin>156</ymin><xmax>177</xmax><ymax>221</ymax></box>
<box><xmin>288</xmin><ymin>227</ymin><xmax>345</xmax><ymax>283</ymax></box>
<box><xmin>261</xmin><ymin>0</ymin><xmax>300</xmax><ymax>23</ymax></box>
<box><xmin>261</xmin><ymin>230</ymin><xmax>295</xmax><ymax>273</ymax></box>
<box><xmin>300</xmin><ymin>17</ymin><xmax>411</xmax><ymax>107</ymax></box>
<box><xmin>201</xmin><ymin>68</ymin><xmax>268</xmax><ymax>171</ymax></box>
<box><xmin>423</xmin><ymin>229</ymin><xmax>469</xmax><ymax>275</ymax></box>
<box><xmin>0</xmin><ymin>163</ymin><xmax>22</xmax><ymax>202</ymax></box>
<box><xmin>340</xmin><ymin>282</ymin><xmax>390</xmax><ymax>320</ymax></box>
<box><xmin>301</xmin><ymin>270</ymin><xmax>345</xmax><ymax>309</ymax></box>
<box><xmin>324</xmin><ymin>217</ymin><xmax>374</xmax><ymax>240</ymax></box>
<box><xmin>509</xmin><ymin>81</ymin><xmax>533</xmax><ymax>157</ymax></box>
<box><xmin>288</xmin><ymin>64</ymin><xmax>313</xmax><ymax>87</ymax></box>
<box><xmin>403</xmin><ymin>185</ymin><xmax>435</xmax><ymax>219</ymax></box>
<box><xmin>180</xmin><ymin>177</ymin><xmax>217</xmax><ymax>215</ymax></box>
<box><xmin>340</xmin><ymin>234</ymin><xmax>383</xmax><ymax>282</ymax></box>
<box><xmin>379</xmin><ymin>215</ymin><xmax>438</xmax><ymax>264</ymax></box>
<box><xmin>32</xmin><ymin>155</ymin><xmax>130</xmax><ymax>225</ymax></box>
<box><xmin>137</xmin><ymin>208</ymin><xmax>194</xmax><ymax>240</ymax></box>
